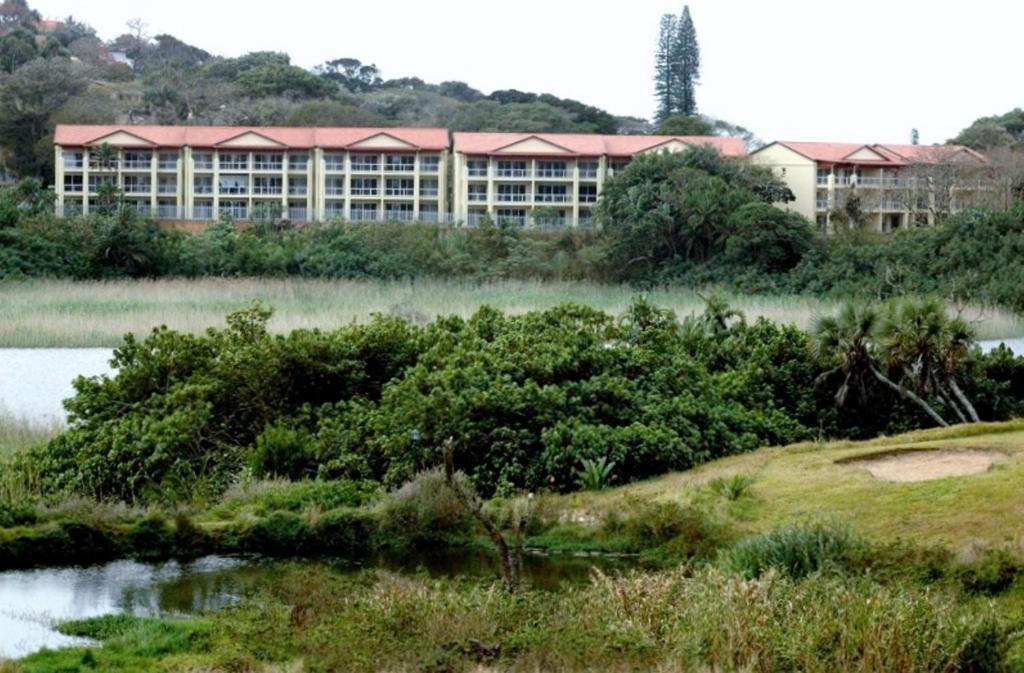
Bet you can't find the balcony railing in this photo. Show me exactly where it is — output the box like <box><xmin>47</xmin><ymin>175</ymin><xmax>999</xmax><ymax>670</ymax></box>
<box><xmin>287</xmin><ymin>208</ymin><xmax>308</xmax><ymax>221</ymax></box>
<box><xmin>535</xmin><ymin>193</ymin><xmax>570</xmax><ymax>203</ymax></box>
<box><xmin>816</xmin><ymin>199</ymin><xmax>829</xmax><ymax>209</ymax></box>
<box><xmin>157</xmin><ymin>184</ymin><xmax>177</xmax><ymax>194</ymax></box>
<box><xmin>325</xmin><ymin>187</ymin><xmax>344</xmax><ymax>196</ymax></box>
<box><xmin>124</xmin><ymin>184</ymin><xmax>151</xmax><ymax>194</ymax></box>
<box><xmin>219</xmin><ymin>206</ymin><xmax>249</xmax><ymax>219</ymax></box>
<box><xmin>194</xmin><ymin>184</ymin><xmax>213</xmax><ymax>195</ymax></box>
<box><xmin>194</xmin><ymin>205</ymin><xmax>213</xmax><ymax>219</ymax></box>
<box><xmin>351</xmin><ymin>162</ymin><xmax>379</xmax><ymax>172</ymax></box>
<box><xmin>384</xmin><ymin>163</ymin><xmax>415</xmax><ymax>173</ymax></box>
<box><xmin>536</xmin><ymin>169</ymin><xmax>569</xmax><ymax>178</ymax></box>
<box><xmin>219</xmin><ymin>186</ymin><xmax>248</xmax><ymax>195</ymax></box>
<box><xmin>325</xmin><ymin>162</ymin><xmax>346</xmax><ymax>171</ymax></box>
<box><xmin>534</xmin><ymin>217</ymin><xmax>569</xmax><ymax>228</ymax></box>
<box><xmin>63</xmin><ymin>183</ymin><xmax>84</xmax><ymax>193</ymax></box>
<box><xmin>324</xmin><ymin>207</ymin><xmax>345</xmax><ymax>218</ymax></box>
<box><xmin>497</xmin><ymin>215</ymin><xmax>527</xmax><ymax>227</ymax></box>
<box><xmin>496</xmin><ymin>168</ymin><xmax>529</xmax><ymax>178</ymax></box>
<box><xmin>194</xmin><ymin>161</ymin><xmax>213</xmax><ymax>170</ymax></box>
<box><xmin>158</xmin><ymin>161</ymin><xmax>178</xmax><ymax>170</ymax></box>
<box><xmin>385</xmin><ymin>188</ymin><xmax>415</xmax><ymax>197</ymax></box>
<box><xmin>816</xmin><ymin>176</ymin><xmax>830</xmax><ymax>186</ymax></box>
<box><xmin>468</xmin><ymin>168</ymin><xmax>488</xmax><ymax>177</ymax></box>
<box><xmin>123</xmin><ymin>160</ymin><xmax>151</xmax><ymax>170</ymax></box>
<box><xmin>579</xmin><ymin>194</ymin><xmax>598</xmax><ymax>203</ymax></box>
<box><xmin>468</xmin><ymin>193</ymin><xmax>487</xmax><ymax>202</ymax></box>
<box><xmin>466</xmin><ymin>212</ymin><xmax>487</xmax><ymax>226</ymax></box>
<box><xmin>350</xmin><ymin>210</ymin><xmax>380</xmax><ymax>222</ymax></box>
<box><xmin>351</xmin><ymin>188</ymin><xmax>378</xmax><ymax>196</ymax></box>
<box><xmin>580</xmin><ymin>170</ymin><xmax>598</xmax><ymax>179</ymax></box>
<box><xmin>156</xmin><ymin>205</ymin><xmax>179</xmax><ymax>218</ymax></box>
<box><xmin>288</xmin><ymin>187</ymin><xmax>307</xmax><ymax>196</ymax></box>
<box><xmin>420</xmin><ymin>162</ymin><xmax>440</xmax><ymax>173</ymax></box>
<box><xmin>385</xmin><ymin>210</ymin><xmax>416</xmax><ymax>222</ymax></box>
<box><xmin>496</xmin><ymin>193</ymin><xmax>528</xmax><ymax>203</ymax></box>
<box><xmin>420</xmin><ymin>188</ymin><xmax>439</xmax><ymax>197</ymax></box>
<box><xmin>63</xmin><ymin>160</ymin><xmax>84</xmax><ymax>169</ymax></box>
<box><xmin>253</xmin><ymin>162</ymin><xmax>283</xmax><ymax>171</ymax></box>
<box><xmin>219</xmin><ymin>161</ymin><xmax>248</xmax><ymax>170</ymax></box>
<box><xmin>252</xmin><ymin>186</ymin><xmax>283</xmax><ymax>195</ymax></box>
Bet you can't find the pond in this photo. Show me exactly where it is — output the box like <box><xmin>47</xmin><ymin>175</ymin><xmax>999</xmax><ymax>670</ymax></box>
<box><xmin>0</xmin><ymin>550</ymin><xmax>633</xmax><ymax>659</ymax></box>
<box><xmin>2</xmin><ymin>341</ymin><xmax>1023</xmax><ymax>426</ymax></box>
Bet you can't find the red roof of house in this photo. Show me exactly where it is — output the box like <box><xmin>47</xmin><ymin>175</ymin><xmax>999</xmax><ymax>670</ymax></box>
<box><xmin>764</xmin><ymin>141</ymin><xmax>986</xmax><ymax>166</ymax></box>
<box><xmin>53</xmin><ymin>125</ymin><xmax>451</xmax><ymax>151</ymax></box>
<box><xmin>452</xmin><ymin>132</ymin><xmax>746</xmax><ymax>158</ymax></box>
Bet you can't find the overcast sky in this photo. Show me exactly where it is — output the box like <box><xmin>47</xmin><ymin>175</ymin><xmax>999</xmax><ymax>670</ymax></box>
<box><xmin>28</xmin><ymin>0</ymin><xmax>1022</xmax><ymax>144</ymax></box>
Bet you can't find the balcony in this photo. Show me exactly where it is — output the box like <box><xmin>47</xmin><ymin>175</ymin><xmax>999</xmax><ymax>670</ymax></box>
<box><xmin>385</xmin><ymin>210</ymin><xmax>415</xmax><ymax>222</ymax></box>
<box><xmin>324</xmin><ymin>206</ymin><xmax>345</xmax><ymax>219</ymax></box>
<box><xmin>534</xmin><ymin>217</ymin><xmax>568</xmax><ymax>228</ymax></box>
<box><xmin>580</xmin><ymin>169</ymin><xmax>598</xmax><ymax>179</ymax></box>
<box><xmin>496</xmin><ymin>168</ymin><xmax>529</xmax><ymax>178</ymax></box>
<box><xmin>468</xmin><ymin>193</ymin><xmax>487</xmax><ymax>202</ymax></box>
<box><xmin>194</xmin><ymin>161</ymin><xmax>213</xmax><ymax>171</ymax></box>
<box><xmin>287</xmin><ymin>207</ymin><xmax>308</xmax><ymax>221</ymax></box>
<box><xmin>497</xmin><ymin>215</ymin><xmax>527</xmax><ymax>227</ymax></box>
<box><xmin>496</xmin><ymin>193</ymin><xmax>528</xmax><ymax>203</ymax></box>
<box><xmin>63</xmin><ymin>159</ymin><xmax>84</xmax><ymax>169</ymax></box>
<box><xmin>351</xmin><ymin>162</ymin><xmax>379</xmax><ymax>172</ymax></box>
<box><xmin>856</xmin><ymin>177</ymin><xmax>882</xmax><ymax>188</ymax></box>
<box><xmin>252</xmin><ymin>186</ymin><xmax>283</xmax><ymax>195</ymax></box>
<box><xmin>158</xmin><ymin>161</ymin><xmax>178</xmax><ymax>171</ymax></box>
<box><xmin>579</xmin><ymin>194</ymin><xmax>598</xmax><ymax>204</ymax></box>
<box><xmin>253</xmin><ymin>161</ymin><xmax>284</xmax><ymax>171</ymax></box>
<box><xmin>420</xmin><ymin>162</ymin><xmax>440</xmax><ymax>173</ymax></box>
<box><xmin>420</xmin><ymin>188</ymin><xmax>439</xmax><ymax>197</ymax></box>
<box><xmin>288</xmin><ymin>186</ymin><xmax>307</xmax><ymax>196</ymax></box>
<box><xmin>384</xmin><ymin>163</ymin><xmax>415</xmax><ymax>173</ymax></box>
<box><xmin>816</xmin><ymin>176</ymin><xmax>830</xmax><ymax>186</ymax></box>
<box><xmin>536</xmin><ymin>169</ymin><xmax>569</xmax><ymax>178</ymax></box>
<box><xmin>325</xmin><ymin>162</ymin><xmax>346</xmax><ymax>171</ymax></box>
<box><xmin>467</xmin><ymin>168</ymin><xmax>488</xmax><ymax>178</ymax></box>
<box><xmin>123</xmin><ymin>159</ymin><xmax>152</xmax><ymax>170</ymax></box>
<box><xmin>194</xmin><ymin>184</ymin><xmax>213</xmax><ymax>195</ymax></box>
<box><xmin>219</xmin><ymin>186</ymin><xmax>248</xmax><ymax>195</ymax></box>
<box><xmin>351</xmin><ymin>188</ymin><xmax>379</xmax><ymax>197</ymax></box>
<box><xmin>385</xmin><ymin>188</ymin><xmax>415</xmax><ymax>197</ymax></box>
<box><xmin>124</xmin><ymin>184</ymin><xmax>151</xmax><ymax>195</ymax></box>
<box><xmin>156</xmin><ymin>205</ymin><xmax>179</xmax><ymax>218</ymax></box>
<box><xmin>219</xmin><ymin>161</ymin><xmax>248</xmax><ymax>171</ymax></box>
<box><xmin>816</xmin><ymin>199</ymin><xmax>829</xmax><ymax>210</ymax></box>
<box><xmin>466</xmin><ymin>212</ymin><xmax>487</xmax><ymax>226</ymax></box>
<box><xmin>535</xmin><ymin>193</ymin><xmax>570</xmax><ymax>203</ymax></box>
<box><xmin>350</xmin><ymin>210</ymin><xmax>380</xmax><ymax>222</ymax></box>
<box><xmin>157</xmin><ymin>184</ymin><xmax>177</xmax><ymax>194</ymax></box>
<box><xmin>325</xmin><ymin>187</ymin><xmax>344</xmax><ymax>197</ymax></box>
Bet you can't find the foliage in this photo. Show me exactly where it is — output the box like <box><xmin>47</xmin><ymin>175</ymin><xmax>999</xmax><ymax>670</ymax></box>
<box><xmin>708</xmin><ymin>473</ymin><xmax>754</xmax><ymax>500</ymax></box>
<box><xmin>953</xmin><ymin>107</ymin><xmax>1024</xmax><ymax>150</ymax></box>
<box><xmin>576</xmin><ymin>456</ymin><xmax>615</xmax><ymax>490</ymax></box>
<box><xmin>727</xmin><ymin>523</ymin><xmax>869</xmax><ymax>579</ymax></box>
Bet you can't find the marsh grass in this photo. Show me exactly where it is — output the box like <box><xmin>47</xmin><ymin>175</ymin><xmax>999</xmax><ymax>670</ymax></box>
<box><xmin>1</xmin><ymin>278</ymin><xmax>1021</xmax><ymax>347</ymax></box>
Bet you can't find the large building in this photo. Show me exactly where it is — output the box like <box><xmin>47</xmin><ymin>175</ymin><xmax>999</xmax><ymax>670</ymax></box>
<box><xmin>451</xmin><ymin>132</ymin><xmax>746</xmax><ymax>227</ymax></box>
<box><xmin>53</xmin><ymin>125</ymin><xmax>451</xmax><ymax>223</ymax></box>
<box><xmin>52</xmin><ymin>125</ymin><xmax>744</xmax><ymax>227</ymax></box>
<box><xmin>748</xmin><ymin>141</ymin><xmax>989</xmax><ymax>231</ymax></box>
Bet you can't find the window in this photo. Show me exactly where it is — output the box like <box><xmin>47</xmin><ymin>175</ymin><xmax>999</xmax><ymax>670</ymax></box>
<box><xmin>384</xmin><ymin>202</ymin><xmax>414</xmax><ymax>221</ymax></box>
<box><xmin>287</xmin><ymin>201</ymin><xmax>307</xmax><ymax>221</ymax></box>
<box><xmin>468</xmin><ymin>184</ymin><xmax>488</xmax><ymax>202</ymax></box>
<box><xmin>63</xmin><ymin>151</ymin><xmax>84</xmax><ymax>169</ymax></box>
<box><xmin>219</xmin><ymin>200</ymin><xmax>248</xmax><ymax>219</ymax></box>
<box><xmin>578</xmin><ymin>185</ymin><xmax>597</xmax><ymax>203</ymax></box>
<box><xmin>496</xmin><ymin>208</ymin><xmax>526</xmax><ymax>226</ymax></box>
<box><xmin>62</xmin><ymin>199</ymin><xmax>83</xmax><ymax>216</ymax></box>
<box><xmin>816</xmin><ymin>168</ymin><xmax>830</xmax><ymax>186</ymax></box>
<box><xmin>325</xmin><ymin>177</ymin><xmax>344</xmax><ymax>196</ymax></box>
<box><xmin>816</xmin><ymin>215</ymin><xmax>828</xmax><ymax>227</ymax></box>
<box><xmin>419</xmin><ymin>203</ymin><xmax>440</xmax><ymax>222</ymax></box>
<box><xmin>610</xmin><ymin>160</ymin><xmax>630</xmax><ymax>173</ymax></box>
<box><xmin>420</xmin><ymin>155</ymin><xmax>441</xmax><ymax>172</ymax></box>
<box><xmin>252</xmin><ymin>176</ymin><xmax>282</xmax><ymax>195</ymax></box>
<box><xmin>385</xmin><ymin>178</ymin><xmax>414</xmax><ymax>196</ymax></box>
<box><xmin>156</xmin><ymin>200</ymin><xmax>178</xmax><ymax>218</ymax></box>
<box><xmin>158</xmin><ymin>153</ymin><xmax>178</xmax><ymax>170</ymax></box>
<box><xmin>385</xmin><ymin>154</ymin><xmax>415</xmax><ymax>172</ymax></box>
<box><xmin>351</xmin><ymin>177</ymin><xmax>378</xmax><ymax>196</ymax></box>
<box><xmin>536</xmin><ymin>161</ymin><xmax>568</xmax><ymax>178</ymax></box>
<box><xmin>157</xmin><ymin>177</ymin><xmax>177</xmax><ymax>194</ymax></box>
<box><xmin>324</xmin><ymin>153</ymin><xmax>345</xmax><ymax>171</ymax></box>
<box><xmin>289</xmin><ymin>153</ymin><xmax>309</xmax><ymax>171</ymax></box>
<box><xmin>193</xmin><ymin>176</ymin><xmax>213</xmax><ymax>195</ymax></box>
<box><xmin>535</xmin><ymin>184</ymin><xmax>569</xmax><ymax>202</ymax></box>
<box><xmin>324</xmin><ymin>202</ymin><xmax>345</xmax><ymax>218</ymax></box>
<box><xmin>122</xmin><ymin>175</ymin><xmax>151</xmax><ymax>194</ymax></box>
<box><xmin>496</xmin><ymin>184</ymin><xmax>527</xmax><ymax>202</ymax></box>
<box><xmin>218</xmin><ymin>175</ymin><xmax>248</xmax><ymax>195</ymax></box>
<box><xmin>63</xmin><ymin>175</ymin><xmax>83</xmax><ymax>193</ymax></box>
<box><xmin>350</xmin><ymin>203</ymin><xmax>379</xmax><ymax>221</ymax></box>
<box><xmin>496</xmin><ymin>160</ymin><xmax>528</xmax><ymax>177</ymax></box>
<box><xmin>467</xmin><ymin>159</ymin><xmax>488</xmax><ymax>177</ymax></box>
<box><xmin>419</xmin><ymin>179</ymin><xmax>439</xmax><ymax>197</ymax></box>
<box><xmin>219</xmin><ymin>153</ymin><xmax>248</xmax><ymax>170</ymax></box>
<box><xmin>253</xmin><ymin>153</ymin><xmax>283</xmax><ymax>171</ymax></box>
<box><xmin>193</xmin><ymin>200</ymin><xmax>214</xmax><ymax>219</ymax></box>
<box><xmin>579</xmin><ymin>161</ymin><xmax>599</xmax><ymax>179</ymax></box>
<box><xmin>123</xmin><ymin>151</ymin><xmax>151</xmax><ymax>169</ymax></box>
<box><xmin>288</xmin><ymin>176</ymin><xmax>308</xmax><ymax>196</ymax></box>
<box><xmin>89</xmin><ymin>175</ymin><xmax>115</xmax><ymax>192</ymax></box>
<box><xmin>351</xmin><ymin>154</ymin><xmax>379</xmax><ymax>171</ymax></box>
<box><xmin>193</xmin><ymin>153</ymin><xmax>213</xmax><ymax>170</ymax></box>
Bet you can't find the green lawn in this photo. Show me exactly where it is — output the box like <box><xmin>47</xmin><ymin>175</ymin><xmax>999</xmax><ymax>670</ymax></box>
<box><xmin>546</xmin><ymin>420</ymin><xmax>1024</xmax><ymax>552</ymax></box>
<box><xmin>1</xmin><ymin>278</ymin><xmax>1021</xmax><ymax>347</ymax></box>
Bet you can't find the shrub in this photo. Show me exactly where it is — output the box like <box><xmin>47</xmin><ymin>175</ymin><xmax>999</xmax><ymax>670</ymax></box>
<box><xmin>125</xmin><ymin>513</ymin><xmax>175</xmax><ymax>559</ymax></box>
<box><xmin>243</xmin><ymin>511</ymin><xmax>312</xmax><ymax>555</ymax></box>
<box><xmin>727</xmin><ymin>523</ymin><xmax>868</xmax><ymax>579</ymax></box>
<box><xmin>314</xmin><ymin>507</ymin><xmax>377</xmax><ymax>556</ymax></box>
<box><xmin>0</xmin><ymin>501</ymin><xmax>37</xmax><ymax>527</ymax></box>
<box><xmin>708</xmin><ymin>473</ymin><xmax>754</xmax><ymax>500</ymax></box>
<box><xmin>602</xmin><ymin>501</ymin><xmax>724</xmax><ymax>558</ymax></box>
<box><xmin>376</xmin><ymin>469</ymin><xmax>475</xmax><ymax>546</ymax></box>
<box><xmin>248</xmin><ymin>425</ymin><xmax>317</xmax><ymax>480</ymax></box>
<box><xmin>956</xmin><ymin>549</ymin><xmax>1024</xmax><ymax>596</ymax></box>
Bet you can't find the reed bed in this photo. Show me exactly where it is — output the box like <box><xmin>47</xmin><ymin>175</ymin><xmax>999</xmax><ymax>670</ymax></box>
<box><xmin>1</xmin><ymin>278</ymin><xmax>1021</xmax><ymax>347</ymax></box>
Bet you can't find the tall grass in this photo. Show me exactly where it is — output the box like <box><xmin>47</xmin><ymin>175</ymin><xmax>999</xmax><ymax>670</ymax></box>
<box><xmin>1</xmin><ymin>278</ymin><xmax>1021</xmax><ymax>347</ymax></box>
<box><xmin>0</xmin><ymin>413</ymin><xmax>59</xmax><ymax>456</ymax></box>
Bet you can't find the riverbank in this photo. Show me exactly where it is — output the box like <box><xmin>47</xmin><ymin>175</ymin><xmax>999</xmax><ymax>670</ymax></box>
<box><xmin>3</xmin><ymin>422</ymin><xmax>1023</xmax><ymax>671</ymax></box>
<box><xmin>2</xmin><ymin>278</ymin><xmax>1022</xmax><ymax>347</ymax></box>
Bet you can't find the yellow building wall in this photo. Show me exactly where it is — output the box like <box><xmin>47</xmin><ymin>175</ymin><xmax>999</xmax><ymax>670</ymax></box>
<box><xmin>747</xmin><ymin>144</ymin><xmax>818</xmax><ymax>221</ymax></box>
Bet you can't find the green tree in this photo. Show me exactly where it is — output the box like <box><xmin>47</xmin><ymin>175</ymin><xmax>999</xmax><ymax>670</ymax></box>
<box><xmin>0</xmin><ymin>28</ymin><xmax>36</xmax><ymax>73</ymax></box>
<box><xmin>653</xmin><ymin>13</ymin><xmax>679</xmax><ymax>124</ymax></box>
<box><xmin>722</xmin><ymin>203</ymin><xmax>813</xmax><ymax>272</ymax></box>
<box><xmin>813</xmin><ymin>303</ymin><xmax>948</xmax><ymax>427</ymax></box>
<box><xmin>674</xmin><ymin>5</ymin><xmax>700</xmax><ymax>117</ymax></box>
<box><xmin>658</xmin><ymin>114</ymin><xmax>712</xmax><ymax>136</ymax></box>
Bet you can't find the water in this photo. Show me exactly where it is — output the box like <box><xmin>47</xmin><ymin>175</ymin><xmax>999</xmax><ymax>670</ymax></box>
<box><xmin>0</xmin><ymin>550</ymin><xmax>632</xmax><ymax>659</ymax></box>
<box><xmin>0</xmin><ymin>348</ymin><xmax>113</xmax><ymax>424</ymax></box>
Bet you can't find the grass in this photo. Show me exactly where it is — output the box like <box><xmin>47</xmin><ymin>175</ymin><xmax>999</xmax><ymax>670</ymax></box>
<box><xmin>0</xmin><ymin>414</ymin><xmax>59</xmax><ymax>457</ymax></box>
<box><xmin>0</xmin><ymin>278</ymin><xmax>1021</xmax><ymax>347</ymax></box>
<box><xmin>543</xmin><ymin>420</ymin><xmax>1024</xmax><ymax>553</ymax></box>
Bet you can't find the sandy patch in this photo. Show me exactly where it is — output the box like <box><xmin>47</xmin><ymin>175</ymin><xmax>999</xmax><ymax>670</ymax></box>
<box><xmin>847</xmin><ymin>449</ymin><xmax>1001</xmax><ymax>482</ymax></box>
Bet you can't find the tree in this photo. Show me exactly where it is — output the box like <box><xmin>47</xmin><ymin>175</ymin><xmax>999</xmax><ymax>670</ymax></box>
<box><xmin>813</xmin><ymin>303</ymin><xmax>949</xmax><ymax>427</ymax></box>
<box><xmin>0</xmin><ymin>58</ymin><xmax>87</xmax><ymax>178</ymax></box>
<box><xmin>876</xmin><ymin>298</ymin><xmax>979</xmax><ymax>423</ymax></box>
<box><xmin>658</xmin><ymin>114</ymin><xmax>712</xmax><ymax>136</ymax></box>
<box><xmin>0</xmin><ymin>28</ymin><xmax>36</xmax><ymax>73</ymax></box>
<box><xmin>674</xmin><ymin>6</ymin><xmax>700</xmax><ymax>117</ymax></box>
<box><xmin>722</xmin><ymin>202</ymin><xmax>813</xmax><ymax>272</ymax></box>
<box><xmin>653</xmin><ymin>13</ymin><xmax>679</xmax><ymax>124</ymax></box>
<box><xmin>315</xmin><ymin>57</ymin><xmax>382</xmax><ymax>93</ymax></box>
<box><xmin>0</xmin><ymin>0</ymin><xmax>38</xmax><ymax>32</ymax></box>
<box><xmin>911</xmin><ymin>128</ymin><xmax>920</xmax><ymax>145</ymax></box>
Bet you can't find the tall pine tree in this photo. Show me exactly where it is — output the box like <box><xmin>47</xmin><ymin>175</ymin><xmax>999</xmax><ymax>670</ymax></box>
<box><xmin>653</xmin><ymin>14</ymin><xmax>679</xmax><ymax>124</ymax></box>
<box><xmin>674</xmin><ymin>5</ymin><xmax>700</xmax><ymax>117</ymax></box>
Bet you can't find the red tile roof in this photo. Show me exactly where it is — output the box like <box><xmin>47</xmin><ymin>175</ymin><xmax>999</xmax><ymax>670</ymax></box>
<box><xmin>763</xmin><ymin>141</ymin><xmax>986</xmax><ymax>166</ymax></box>
<box><xmin>453</xmin><ymin>132</ymin><xmax>746</xmax><ymax>157</ymax></box>
<box><xmin>53</xmin><ymin>125</ymin><xmax>450</xmax><ymax>151</ymax></box>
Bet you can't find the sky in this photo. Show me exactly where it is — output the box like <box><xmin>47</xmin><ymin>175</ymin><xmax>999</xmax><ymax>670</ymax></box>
<box><xmin>27</xmin><ymin>0</ymin><xmax>1023</xmax><ymax>144</ymax></box>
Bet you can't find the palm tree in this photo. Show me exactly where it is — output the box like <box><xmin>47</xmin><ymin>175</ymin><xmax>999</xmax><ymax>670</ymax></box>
<box><xmin>813</xmin><ymin>303</ymin><xmax>949</xmax><ymax>427</ymax></box>
<box><xmin>877</xmin><ymin>298</ymin><xmax>979</xmax><ymax>423</ymax></box>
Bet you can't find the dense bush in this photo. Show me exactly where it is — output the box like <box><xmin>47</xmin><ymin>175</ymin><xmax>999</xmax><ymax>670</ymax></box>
<box><xmin>727</xmin><ymin>523</ymin><xmax>869</xmax><ymax>579</ymax></box>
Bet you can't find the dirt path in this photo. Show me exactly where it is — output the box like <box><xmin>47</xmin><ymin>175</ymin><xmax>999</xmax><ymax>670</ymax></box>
<box><xmin>849</xmin><ymin>449</ymin><xmax>1000</xmax><ymax>482</ymax></box>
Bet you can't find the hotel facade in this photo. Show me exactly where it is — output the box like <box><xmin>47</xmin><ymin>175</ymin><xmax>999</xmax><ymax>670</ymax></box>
<box><xmin>748</xmin><ymin>141</ymin><xmax>989</xmax><ymax>231</ymax></box>
<box><xmin>52</xmin><ymin>125</ymin><xmax>744</xmax><ymax>227</ymax></box>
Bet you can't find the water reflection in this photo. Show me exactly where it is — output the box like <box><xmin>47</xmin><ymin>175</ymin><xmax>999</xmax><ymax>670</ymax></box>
<box><xmin>0</xmin><ymin>348</ymin><xmax>113</xmax><ymax>424</ymax></box>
